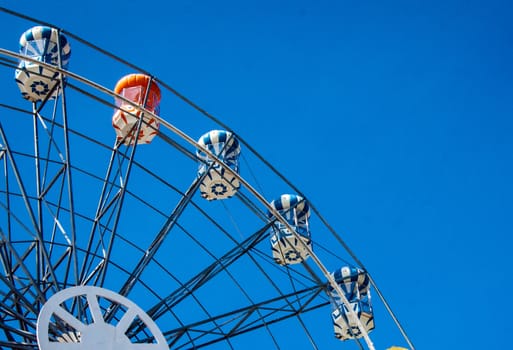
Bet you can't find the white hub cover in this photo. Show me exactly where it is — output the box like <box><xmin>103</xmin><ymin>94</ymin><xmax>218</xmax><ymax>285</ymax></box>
<box><xmin>37</xmin><ymin>286</ymin><xmax>167</xmax><ymax>350</ymax></box>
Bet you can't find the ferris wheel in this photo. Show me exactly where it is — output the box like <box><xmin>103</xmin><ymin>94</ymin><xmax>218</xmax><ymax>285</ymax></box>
<box><xmin>0</xmin><ymin>7</ymin><xmax>414</xmax><ymax>350</ymax></box>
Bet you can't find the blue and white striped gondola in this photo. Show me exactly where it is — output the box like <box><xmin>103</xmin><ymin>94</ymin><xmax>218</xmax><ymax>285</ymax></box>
<box><xmin>196</xmin><ymin>130</ymin><xmax>241</xmax><ymax>200</ymax></box>
<box><xmin>14</xmin><ymin>26</ymin><xmax>71</xmax><ymax>102</ymax></box>
<box><xmin>268</xmin><ymin>194</ymin><xmax>311</xmax><ymax>265</ymax></box>
<box><xmin>328</xmin><ymin>265</ymin><xmax>375</xmax><ymax>341</ymax></box>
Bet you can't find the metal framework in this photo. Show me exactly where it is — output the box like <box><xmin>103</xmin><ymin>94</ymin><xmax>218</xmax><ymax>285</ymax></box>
<box><xmin>0</xmin><ymin>6</ymin><xmax>415</xmax><ymax>350</ymax></box>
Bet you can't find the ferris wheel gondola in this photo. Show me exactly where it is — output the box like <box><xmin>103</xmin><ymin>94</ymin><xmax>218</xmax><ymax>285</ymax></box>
<box><xmin>112</xmin><ymin>73</ymin><xmax>161</xmax><ymax>145</ymax></box>
<box><xmin>328</xmin><ymin>265</ymin><xmax>375</xmax><ymax>341</ymax></box>
<box><xmin>14</xmin><ymin>25</ymin><xmax>71</xmax><ymax>102</ymax></box>
<box><xmin>196</xmin><ymin>129</ymin><xmax>241</xmax><ymax>200</ymax></box>
<box><xmin>268</xmin><ymin>194</ymin><xmax>312</xmax><ymax>265</ymax></box>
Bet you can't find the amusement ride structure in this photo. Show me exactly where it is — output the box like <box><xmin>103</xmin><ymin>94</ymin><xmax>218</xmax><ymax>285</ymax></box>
<box><xmin>0</xmin><ymin>7</ymin><xmax>414</xmax><ymax>350</ymax></box>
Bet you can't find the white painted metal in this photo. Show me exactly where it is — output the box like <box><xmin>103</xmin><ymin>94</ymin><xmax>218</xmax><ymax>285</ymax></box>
<box><xmin>37</xmin><ymin>286</ymin><xmax>168</xmax><ymax>350</ymax></box>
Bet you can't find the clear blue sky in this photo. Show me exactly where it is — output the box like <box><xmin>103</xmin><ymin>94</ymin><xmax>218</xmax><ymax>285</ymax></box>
<box><xmin>1</xmin><ymin>1</ymin><xmax>512</xmax><ymax>349</ymax></box>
